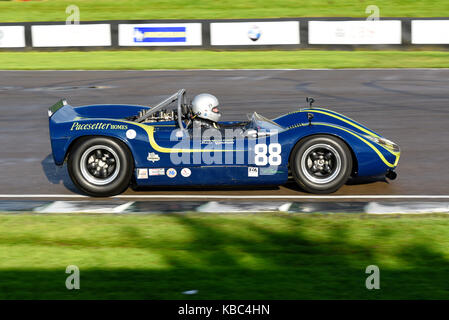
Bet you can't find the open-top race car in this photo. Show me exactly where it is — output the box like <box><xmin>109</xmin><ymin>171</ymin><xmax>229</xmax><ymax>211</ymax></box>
<box><xmin>48</xmin><ymin>89</ymin><xmax>400</xmax><ymax>196</ymax></box>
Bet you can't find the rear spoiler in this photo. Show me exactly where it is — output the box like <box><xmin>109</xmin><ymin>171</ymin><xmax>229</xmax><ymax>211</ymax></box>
<box><xmin>48</xmin><ymin>99</ymin><xmax>68</xmax><ymax>118</ymax></box>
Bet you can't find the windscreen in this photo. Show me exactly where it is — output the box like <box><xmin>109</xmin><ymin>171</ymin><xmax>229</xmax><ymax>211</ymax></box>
<box><xmin>248</xmin><ymin>112</ymin><xmax>285</xmax><ymax>132</ymax></box>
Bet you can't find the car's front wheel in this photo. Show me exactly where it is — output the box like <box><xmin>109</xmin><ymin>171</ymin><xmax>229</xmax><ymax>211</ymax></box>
<box><xmin>290</xmin><ymin>135</ymin><xmax>352</xmax><ymax>194</ymax></box>
<box><xmin>68</xmin><ymin>137</ymin><xmax>133</xmax><ymax>197</ymax></box>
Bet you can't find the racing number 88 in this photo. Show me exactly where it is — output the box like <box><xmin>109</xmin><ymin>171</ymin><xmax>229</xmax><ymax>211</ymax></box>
<box><xmin>255</xmin><ymin>143</ymin><xmax>282</xmax><ymax>166</ymax></box>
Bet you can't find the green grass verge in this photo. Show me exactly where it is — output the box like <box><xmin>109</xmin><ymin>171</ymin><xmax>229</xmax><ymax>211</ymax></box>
<box><xmin>1</xmin><ymin>50</ymin><xmax>449</xmax><ymax>70</ymax></box>
<box><xmin>1</xmin><ymin>213</ymin><xmax>449</xmax><ymax>299</ymax></box>
<box><xmin>0</xmin><ymin>0</ymin><xmax>447</xmax><ymax>22</ymax></box>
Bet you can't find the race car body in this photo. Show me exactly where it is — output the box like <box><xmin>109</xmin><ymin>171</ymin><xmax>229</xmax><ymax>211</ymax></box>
<box><xmin>48</xmin><ymin>89</ymin><xmax>400</xmax><ymax>196</ymax></box>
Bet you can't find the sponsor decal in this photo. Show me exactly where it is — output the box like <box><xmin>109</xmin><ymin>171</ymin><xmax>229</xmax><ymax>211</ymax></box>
<box><xmin>201</xmin><ymin>138</ymin><xmax>234</xmax><ymax>145</ymax></box>
<box><xmin>147</xmin><ymin>152</ymin><xmax>160</xmax><ymax>163</ymax></box>
<box><xmin>180</xmin><ymin>168</ymin><xmax>191</xmax><ymax>178</ymax></box>
<box><xmin>70</xmin><ymin>122</ymin><xmax>128</xmax><ymax>131</ymax></box>
<box><xmin>126</xmin><ymin>129</ymin><xmax>137</xmax><ymax>139</ymax></box>
<box><xmin>167</xmin><ymin>168</ymin><xmax>177</xmax><ymax>178</ymax></box>
<box><xmin>137</xmin><ymin>168</ymin><xmax>148</xmax><ymax>179</ymax></box>
<box><xmin>149</xmin><ymin>168</ymin><xmax>165</xmax><ymax>176</ymax></box>
<box><xmin>248</xmin><ymin>167</ymin><xmax>259</xmax><ymax>177</ymax></box>
<box><xmin>248</xmin><ymin>25</ymin><xmax>261</xmax><ymax>41</ymax></box>
<box><xmin>134</xmin><ymin>27</ymin><xmax>186</xmax><ymax>43</ymax></box>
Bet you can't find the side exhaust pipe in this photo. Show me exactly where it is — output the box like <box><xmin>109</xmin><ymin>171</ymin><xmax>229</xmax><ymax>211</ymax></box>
<box><xmin>386</xmin><ymin>170</ymin><xmax>397</xmax><ymax>180</ymax></box>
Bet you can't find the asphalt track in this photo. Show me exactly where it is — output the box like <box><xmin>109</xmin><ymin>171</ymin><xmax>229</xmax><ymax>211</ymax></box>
<box><xmin>0</xmin><ymin>69</ymin><xmax>448</xmax><ymax>201</ymax></box>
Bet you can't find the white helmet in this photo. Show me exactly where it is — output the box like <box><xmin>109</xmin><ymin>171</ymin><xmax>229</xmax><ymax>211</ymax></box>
<box><xmin>191</xmin><ymin>93</ymin><xmax>221</xmax><ymax>123</ymax></box>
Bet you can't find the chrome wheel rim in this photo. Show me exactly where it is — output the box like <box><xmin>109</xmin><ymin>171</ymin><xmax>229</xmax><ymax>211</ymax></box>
<box><xmin>80</xmin><ymin>145</ymin><xmax>120</xmax><ymax>185</ymax></box>
<box><xmin>300</xmin><ymin>143</ymin><xmax>342</xmax><ymax>184</ymax></box>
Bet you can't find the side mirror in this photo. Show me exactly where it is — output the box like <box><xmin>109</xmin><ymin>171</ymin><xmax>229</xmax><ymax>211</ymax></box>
<box><xmin>306</xmin><ymin>97</ymin><xmax>315</xmax><ymax>108</ymax></box>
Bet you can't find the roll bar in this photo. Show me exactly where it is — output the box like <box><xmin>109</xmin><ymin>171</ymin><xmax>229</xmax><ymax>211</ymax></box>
<box><xmin>177</xmin><ymin>89</ymin><xmax>186</xmax><ymax>130</ymax></box>
<box><xmin>136</xmin><ymin>88</ymin><xmax>186</xmax><ymax>124</ymax></box>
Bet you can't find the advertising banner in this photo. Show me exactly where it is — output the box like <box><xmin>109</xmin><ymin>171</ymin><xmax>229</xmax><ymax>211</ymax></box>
<box><xmin>32</xmin><ymin>24</ymin><xmax>111</xmax><ymax>47</ymax></box>
<box><xmin>412</xmin><ymin>20</ymin><xmax>449</xmax><ymax>44</ymax></box>
<box><xmin>210</xmin><ymin>21</ymin><xmax>300</xmax><ymax>45</ymax></box>
<box><xmin>0</xmin><ymin>26</ymin><xmax>25</xmax><ymax>48</ymax></box>
<box><xmin>308</xmin><ymin>21</ymin><xmax>402</xmax><ymax>44</ymax></box>
<box><xmin>119</xmin><ymin>23</ymin><xmax>202</xmax><ymax>46</ymax></box>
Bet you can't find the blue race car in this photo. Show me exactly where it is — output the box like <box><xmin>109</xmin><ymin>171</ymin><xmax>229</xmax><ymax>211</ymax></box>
<box><xmin>48</xmin><ymin>89</ymin><xmax>400</xmax><ymax>197</ymax></box>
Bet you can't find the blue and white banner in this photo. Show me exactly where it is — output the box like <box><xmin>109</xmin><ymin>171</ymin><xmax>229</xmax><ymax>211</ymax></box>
<box><xmin>119</xmin><ymin>23</ymin><xmax>202</xmax><ymax>46</ymax></box>
<box><xmin>134</xmin><ymin>26</ymin><xmax>186</xmax><ymax>43</ymax></box>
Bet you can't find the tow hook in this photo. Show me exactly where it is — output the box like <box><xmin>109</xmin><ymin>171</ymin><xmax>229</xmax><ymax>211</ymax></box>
<box><xmin>386</xmin><ymin>170</ymin><xmax>397</xmax><ymax>180</ymax></box>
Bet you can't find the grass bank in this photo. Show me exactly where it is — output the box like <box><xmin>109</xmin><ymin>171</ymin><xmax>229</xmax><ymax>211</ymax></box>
<box><xmin>1</xmin><ymin>50</ymin><xmax>449</xmax><ymax>70</ymax></box>
<box><xmin>0</xmin><ymin>0</ymin><xmax>447</xmax><ymax>22</ymax></box>
<box><xmin>0</xmin><ymin>213</ymin><xmax>448</xmax><ymax>299</ymax></box>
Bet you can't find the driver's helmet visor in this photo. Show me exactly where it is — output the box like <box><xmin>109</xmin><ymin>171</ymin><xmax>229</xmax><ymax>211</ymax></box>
<box><xmin>212</xmin><ymin>106</ymin><xmax>220</xmax><ymax>113</ymax></box>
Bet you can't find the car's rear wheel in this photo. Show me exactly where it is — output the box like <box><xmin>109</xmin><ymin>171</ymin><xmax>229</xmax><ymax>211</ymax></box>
<box><xmin>290</xmin><ymin>135</ymin><xmax>352</xmax><ymax>194</ymax></box>
<box><xmin>68</xmin><ymin>137</ymin><xmax>133</xmax><ymax>197</ymax></box>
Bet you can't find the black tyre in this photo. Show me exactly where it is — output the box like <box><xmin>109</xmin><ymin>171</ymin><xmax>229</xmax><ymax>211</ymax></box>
<box><xmin>290</xmin><ymin>135</ymin><xmax>352</xmax><ymax>194</ymax></box>
<box><xmin>68</xmin><ymin>137</ymin><xmax>134</xmax><ymax>197</ymax></box>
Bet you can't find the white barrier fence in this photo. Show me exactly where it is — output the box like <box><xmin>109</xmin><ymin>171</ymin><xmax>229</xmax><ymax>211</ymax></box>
<box><xmin>0</xmin><ymin>19</ymin><xmax>448</xmax><ymax>48</ymax></box>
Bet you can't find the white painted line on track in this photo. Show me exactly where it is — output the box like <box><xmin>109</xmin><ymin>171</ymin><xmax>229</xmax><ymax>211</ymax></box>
<box><xmin>0</xmin><ymin>194</ymin><xmax>449</xmax><ymax>199</ymax></box>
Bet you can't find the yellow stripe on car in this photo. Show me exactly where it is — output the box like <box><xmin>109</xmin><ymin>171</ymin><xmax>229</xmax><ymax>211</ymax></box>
<box><xmin>278</xmin><ymin>108</ymin><xmax>380</xmax><ymax>138</ymax></box>
<box><xmin>98</xmin><ymin>119</ymin><xmax>241</xmax><ymax>153</ymax></box>
<box><xmin>312</xmin><ymin>122</ymin><xmax>400</xmax><ymax>168</ymax></box>
<box><xmin>303</xmin><ymin>108</ymin><xmax>380</xmax><ymax>138</ymax></box>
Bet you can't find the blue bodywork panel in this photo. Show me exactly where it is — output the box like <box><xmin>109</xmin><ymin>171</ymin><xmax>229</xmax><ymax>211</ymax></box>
<box><xmin>48</xmin><ymin>100</ymin><xmax>400</xmax><ymax>187</ymax></box>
